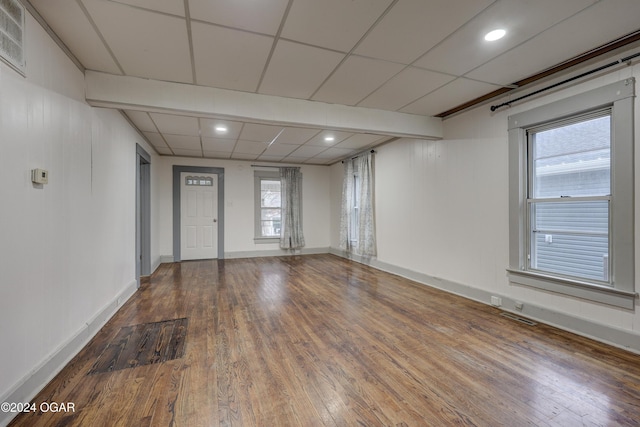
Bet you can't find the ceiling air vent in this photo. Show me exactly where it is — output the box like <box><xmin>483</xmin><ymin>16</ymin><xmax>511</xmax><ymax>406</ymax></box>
<box><xmin>0</xmin><ymin>0</ymin><xmax>25</xmax><ymax>74</ymax></box>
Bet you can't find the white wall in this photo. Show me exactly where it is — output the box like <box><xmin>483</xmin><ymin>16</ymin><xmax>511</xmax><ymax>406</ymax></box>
<box><xmin>0</xmin><ymin>12</ymin><xmax>158</xmax><ymax>422</ymax></box>
<box><xmin>157</xmin><ymin>157</ymin><xmax>331</xmax><ymax>259</ymax></box>
<box><xmin>330</xmin><ymin>50</ymin><xmax>640</xmax><ymax>351</ymax></box>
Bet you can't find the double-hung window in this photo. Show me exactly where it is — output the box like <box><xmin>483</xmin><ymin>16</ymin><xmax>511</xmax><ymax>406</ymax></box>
<box><xmin>508</xmin><ymin>79</ymin><xmax>635</xmax><ymax>309</ymax></box>
<box><xmin>254</xmin><ymin>171</ymin><xmax>281</xmax><ymax>242</ymax></box>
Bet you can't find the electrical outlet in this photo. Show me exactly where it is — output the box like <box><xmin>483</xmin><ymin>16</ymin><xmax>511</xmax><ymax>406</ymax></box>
<box><xmin>491</xmin><ymin>296</ymin><xmax>502</xmax><ymax>307</ymax></box>
<box><xmin>515</xmin><ymin>301</ymin><xmax>524</xmax><ymax>311</ymax></box>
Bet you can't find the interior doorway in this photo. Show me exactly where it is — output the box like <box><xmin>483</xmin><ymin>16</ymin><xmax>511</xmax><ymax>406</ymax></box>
<box><xmin>136</xmin><ymin>144</ymin><xmax>151</xmax><ymax>287</ymax></box>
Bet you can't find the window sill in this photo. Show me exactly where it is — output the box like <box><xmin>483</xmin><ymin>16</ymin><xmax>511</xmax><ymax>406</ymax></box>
<box><xmin>506</xmin><ymin>268</ymin><xmax>636</xmax><ymax>309</ymax></box>
<box><xmin>254</xmin><ymin>237</ymin><xmax>279</xmax><ymax>245</ymax></box>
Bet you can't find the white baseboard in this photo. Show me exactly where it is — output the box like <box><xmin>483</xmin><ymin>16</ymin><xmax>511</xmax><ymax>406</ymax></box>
<box><xmin>329</xmin><ymin>248</ymin><xmax>640</xmax><ymax>355</ymax></box>
<box><xmin>0</xmin><ymin>280</ymin><xmax>138</xmax><ymax>427</ymax></box>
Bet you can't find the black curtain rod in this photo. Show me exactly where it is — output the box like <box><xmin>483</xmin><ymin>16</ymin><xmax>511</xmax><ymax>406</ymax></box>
<box><xmin>341</xmin><ymin>149</ymin><xmax>376</xmax><ymax>163</ymax></box>
<box><xmin>490</xmin><ymin>51</ymin><xmax>640</xmax><ymax>112</ymax></box>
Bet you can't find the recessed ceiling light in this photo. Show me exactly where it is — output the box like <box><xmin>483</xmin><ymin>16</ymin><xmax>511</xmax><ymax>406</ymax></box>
<box><xmin>484</xmin><ymin>29</ymin><xmax>506</xmax><ymax>42</ymax></box>
<box><xmin>215</xmin><ymin>125</ymin><xmax>228</xmax><ymax>133</ymax></box>
<box><xmin>324</xmin><ymin>136</ymin><xmax>335</xmax><ymax>142</ymax></box>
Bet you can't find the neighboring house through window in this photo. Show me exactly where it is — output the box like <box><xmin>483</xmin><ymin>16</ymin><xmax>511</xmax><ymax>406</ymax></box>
<box><xmin>507</xmin><ymin>78</ymin><xmax>635</xmax><ymax>309</ymax></box>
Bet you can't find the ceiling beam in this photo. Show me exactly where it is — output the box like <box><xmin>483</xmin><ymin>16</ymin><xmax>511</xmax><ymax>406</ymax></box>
<box><xmin>85</xmin><ymin>71</ymin><xmax>442</xmax><ymax>140</ymax></box>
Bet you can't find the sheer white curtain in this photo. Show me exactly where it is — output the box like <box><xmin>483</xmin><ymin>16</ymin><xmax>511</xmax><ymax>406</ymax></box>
<box><xmin>340</xmin><ymin>152</ymin><xmax>376</xmax><ymax>256</ymax></box>
<box><xmin>279</xmin><ymin>167</ymin><xmax>305</xmax><ymax>249</ymax></box>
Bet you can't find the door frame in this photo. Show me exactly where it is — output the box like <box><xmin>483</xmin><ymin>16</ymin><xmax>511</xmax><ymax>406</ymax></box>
<box><xmin>173</xmin><ymin>165</ymin><xmax>225</xmax><ymax>261</ymax></box>
<box><xmin>136</xmin><ymin>144</ymin><xmax>151</xmax><ymax>287</ymax></box>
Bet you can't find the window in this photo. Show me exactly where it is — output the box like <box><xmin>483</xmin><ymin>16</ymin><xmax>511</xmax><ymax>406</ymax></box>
<box><xmin>185</xmin><ymin>176</ymin><xmax>213</xmax><ymax>186</ymax></box>
<box><xmin>508</xmin><ymin>79</ymin><xmax>635</xmax><ymax>309</ymax></box>
<box><xmin>254</xmin><ymin>171</ymin><xmax>281</xmax><ymax>241</ymax></box>
<box><xmin>0</xmin><ymin>0</ymin><xmax>25</xmax><ymax>74</ymax></box>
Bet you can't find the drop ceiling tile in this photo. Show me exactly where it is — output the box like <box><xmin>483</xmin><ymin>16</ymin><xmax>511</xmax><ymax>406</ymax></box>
<box><xmin>203</xmin><ymin>151</ymin><xmax>232</xmax><ymax>159</ymax></box>
<box><xmin>305</xmin><ymin>130</ymin><xmax>353</xmax><ymax>146</ymax></box>
<box><xmin>231</xmin><ymin>153</ymin><xmax>259</xmax><ymax>160</ymax></box>
<box><xmin>262</xmin><ymin>143</ymin><xmax>300</xmax><ymax>157</ymax></box>
<box><xmin>154</xmin><ymin>146</ymin><xmax>173</xmax><ymax>155</ymax></box>
<box><xmin>257</xmin><ymin>155</ymin><xmax>287</xmax><ymax>162</ymax></box>
<box><xmin>401</xmin><ymin>78</ymin><xmax>501</xmax><ymax>116</ymax></box>
<box><xmin>164</xmin><ymin>134</ymin><xmax>202</xmax><ymax>150</ymax></box>
<box><xmin>200</xmin><ymin>119</ymin><xmax>243</xmax><ymax>139</ymax></box>
<box><xmin>191</xmin><ymin>22</ymin><xmax>273</xmax><ymax>91</ymax></box>
<box><xmin>239</xmin><ymin>123</ymin><xmax>284</xmax><ymax>142</ymax></box>
<box><xmin>173</xmin><ymin>148</ymin><xmax>203</xmax><ymax>157</ymax></box>
<box><xmin>355</xmin><ymin>0</ymin><xmax>494</xmax><ymax>65</ymax></box>
<box><xmin>29</xmin><ymin>0</ymin><xmax>121</xmax><ymax>73</ymax></box>
<box><xmin>288</xmin><ymin>145</ymin><xmax>329</xmax><ymax>157</ymax></box>
<box><xmin>413</xmin><ymin>0</ymin><xmax>596</xmax><ymax>76</ymax></box>
<box><xmin>314</xmin><ymin>147</ymin><xmax>355</xmax><ymax>159</ymax></box>
<box><xmin>111</xmin><ymin>0</ymin><xmax>185</xmax><ymax>16</ymax></box>
<box><xmin>281</xmin><ymin>0</ymin><xmax>393</xmax><ymax>51</ymax></box>
<box><xmin>282</xmin><ymin>157</ymin><xmax>311</xmax><ymax>164</ymax></box>
<box><xmin>358</xmin><ymin>66</ymin><xmax>455</xmax><ymax>111</ymax></box>
<box><xmin>336</xmin><ymin>134</ymin><xmax>387</xmax><ymax>150</ymax></box>
<box><xmin>259</xmin><ymin>40</ymin><xmax>345</xmax><ymax>99</ymax></box>
<box><xmin>142</xmin><ymin>132</ymin><xmax>168</xmax><ymax>149</ymax></box>
<box><xmin>188</xmin><ymin>0</ymin><xmax>289</xmax><ymax>35</ymax></box>
<box><xmin>467</xmin><ymin>0</ymin><xmax>640</xmax><ymax>85</ymax></box>
<box><xmin>126</xmin><ymin>111</ymin><xmax>157</xmax><ymax>132</ymax></box>
<box><xmin>150</xmin><ymin>113</ymin><xmax>199</xmax><ymax>136</ymax></box>
<box><xmin>274</xmin><ymin>127</ymin><xmax>320</xmax><ymax>145</ymax></box>
<box><xmin>234</xmin><ymin>140</ymin><xmax>269</xmax><ymax>154</ymax></box>
<box><xmin>202</xmin><ymin>137</ymin><xmax>236</xmax><ymax>152</ymax></box>
<box><xmin>82</xmin><ymin>0</ymin><xmax>193</xmax><ymax>83</ymax></box>
<box><xmin>312</xmin><ymin>55</ymin><xmax>405</xmax><ymax>105</ymax></box>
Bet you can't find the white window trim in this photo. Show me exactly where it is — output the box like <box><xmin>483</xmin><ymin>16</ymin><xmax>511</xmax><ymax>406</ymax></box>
<box><xmin>254</xmin><ymin>170</ymin><xmax>281</xmax><ymax>244</ymax></box>
<box><xmin>507</xmin><ymin>78</ymin><xmax>636</xmax><ymax>309</ymax></box>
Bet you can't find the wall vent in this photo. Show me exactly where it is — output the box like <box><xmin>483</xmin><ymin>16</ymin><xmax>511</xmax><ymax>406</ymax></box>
<box><xmin>0</xmin><ymin>0</ymin><xmax>25</xmax><ymax>74</ymax></box>
<box><xmin>500</xmin><ymin>312</ymin><xmax>537</xmax><ymax>326</ymax></box>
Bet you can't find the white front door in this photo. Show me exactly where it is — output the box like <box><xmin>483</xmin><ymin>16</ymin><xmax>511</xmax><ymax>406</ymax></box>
<box><xmin>180</xmin><ymin>172</ymin><xmax>218</xmax><ymax>260</ymax></box>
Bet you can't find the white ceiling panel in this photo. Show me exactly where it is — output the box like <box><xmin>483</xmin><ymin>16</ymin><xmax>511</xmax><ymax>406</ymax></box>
<box><xmin>314</xmin><ymin>147</ymin><xmax>356</xmax><ymax>159</ymax></box>
<box><xmin>29</xmin><ymin>0</ymin><xmax>121</xmax><ymax>74</ymax></box>
<box><xmin>142</xmin><ymin>132</ymin><xmax>169</xmax><ymax>149</ymax></box>
<box><xmin>203</xmin><ymin>151</ymin><xmax>232</xmax><ymax>159</ymax></box>
<box><xmin>359</xmin><ymin>66</ymin><xmax>455</xmax><ymax>111</ymax></box>
<box><xmin>201</xmin><ymin>137</ymin><xmax>236</xmax><ymax>153</ymax></box>
<box><xmin>414</xmin><ymin>0</ymin><xmax>596</xmax><ymax>76</ymax></box>
<box><xmin>125</xmin><ymin>111</ymin><xmax>156</xmax><ymax>132</ymax></box>
<box><xmin>173</xmin><ymin>148</ymin><xmax>203</xmax><ymax>157</ymax></box>
<box><xmin>262</xmin><ymin>143</ymin><xmax>300</xmax><ymax>157</ymax></box>
<box><xmin>82</xmin><ymin>0</ymin><xmax>193</xmax><ymax>83</ymax></box>
<box><xmin>336</xmin><ymin>134</ymin><xmax>388</xmax><ymax>150</ymax></box>
<box><xmin>467</xmin><ymin>0</ymin><xmax>640</xmax><ymax>85</ymax></box>
<box><xmin>259</xmin><ymin>40</ymin><xmax>345</xmax><ymax>99</ymax></box>
<box><xmin>257</xmin><ymin>155</ymin><xmax>287</xmax><ymax>162</ymax></box>
<box><xmin>239</xmin><ymin>123</ymin><xmax>284</xmax><ymax>142</ymax></box>
<box><xmin>231</xmin><ymin>152</ymin><xmax>259</xmax><ymax>160</ymax></box>
<box><xmin>150</xmin><ymin>113</ymin><xmax>199</xmax><ymax>136</ymax></box>
<box><xmin>281</xmin><ymin>0</ymin><xmax>394</xmax><ymax>52</ymax></box>
<box><xmin>305</xmin><ymin>130</ymin><xmax>353</xmax><ymax>146</ymax></box>
<box><xmin>154</xmin><ymin>146</ymin><xmax>174</xmax><ymax>155</ymax></box>
<box><xmin>188</xmin><ymin>0</ymin><xmax>288</xmax><ymax>35</ymax></box>
<box><xmin>191</xmin><ymin>22</ymin><xmax>273</xmax><ymax>91</ymax></box>
<box><xmin>312</xmin><ymin>55</ymin><xmax>405</xmax><ymax>106</ymax></box>
<box><xmin>235</xmin><ymin>140</ymin><xmax>269</xmax><ymax>154</ymax></box>
<box><xmin>200</xmin><ymin>119</ymin><xmax>243</xmax><ymax>139</ymax></box>
<box><xmin>112</xmin><ymin>0</ymin><xmax>185</xmax><ymax>17</ymax></box>
<box><xmin>274</xmin><ymin>127</ymin><xmax>320</xmax><ymax>145</ymax></box>
<box><xmin>401</xmin><ymin>78</ymin><xmax>501</xmax><ymax>116</ymax></box>
<box><xmin>354</xmin><ymin>0</ymin><xmax>494</xmax><ymax>65</ymax></box>
<box><xmin>288</xmin><ymin>145</ymin><xmax>329</xmax><ymax>158</ymax></box>
<box><xmin>163</xmin><ymin>134</ymin><xmax>202</xmax><ymax>150</ymax></box>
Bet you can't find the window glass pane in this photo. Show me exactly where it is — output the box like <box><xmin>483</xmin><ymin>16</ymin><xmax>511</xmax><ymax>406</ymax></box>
<box><xmin>261</xmin><ymin>179</ymin><xmax>281</xmax><ymax>208</ymax></box>
<box><xmin>532</xmin><ymin>115</ymin><xmax>610</xmax><ymax>198</ymax></box>
<box><xmin>530</xmin><ymin>200</ymin><xmax>609</xmax><ymax>282</ymax></box>
<box><xmin>261</xmin><ymin>208</ymin><xmax>281</xmax><ymax>237</ymax></box>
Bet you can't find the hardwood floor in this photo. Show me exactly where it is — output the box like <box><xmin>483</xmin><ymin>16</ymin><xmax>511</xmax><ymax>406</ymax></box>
<box><xmin>9</xmin><ymin>254</ymin><xmax>640</xmax><ymax>426</ymax></box>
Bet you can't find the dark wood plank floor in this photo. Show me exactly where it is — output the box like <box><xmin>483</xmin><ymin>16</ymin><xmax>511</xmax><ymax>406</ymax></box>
<box><xmin>9</xmin><ymin>254</ymin><xmax>640</xmax><ymax>426</ymax></box>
